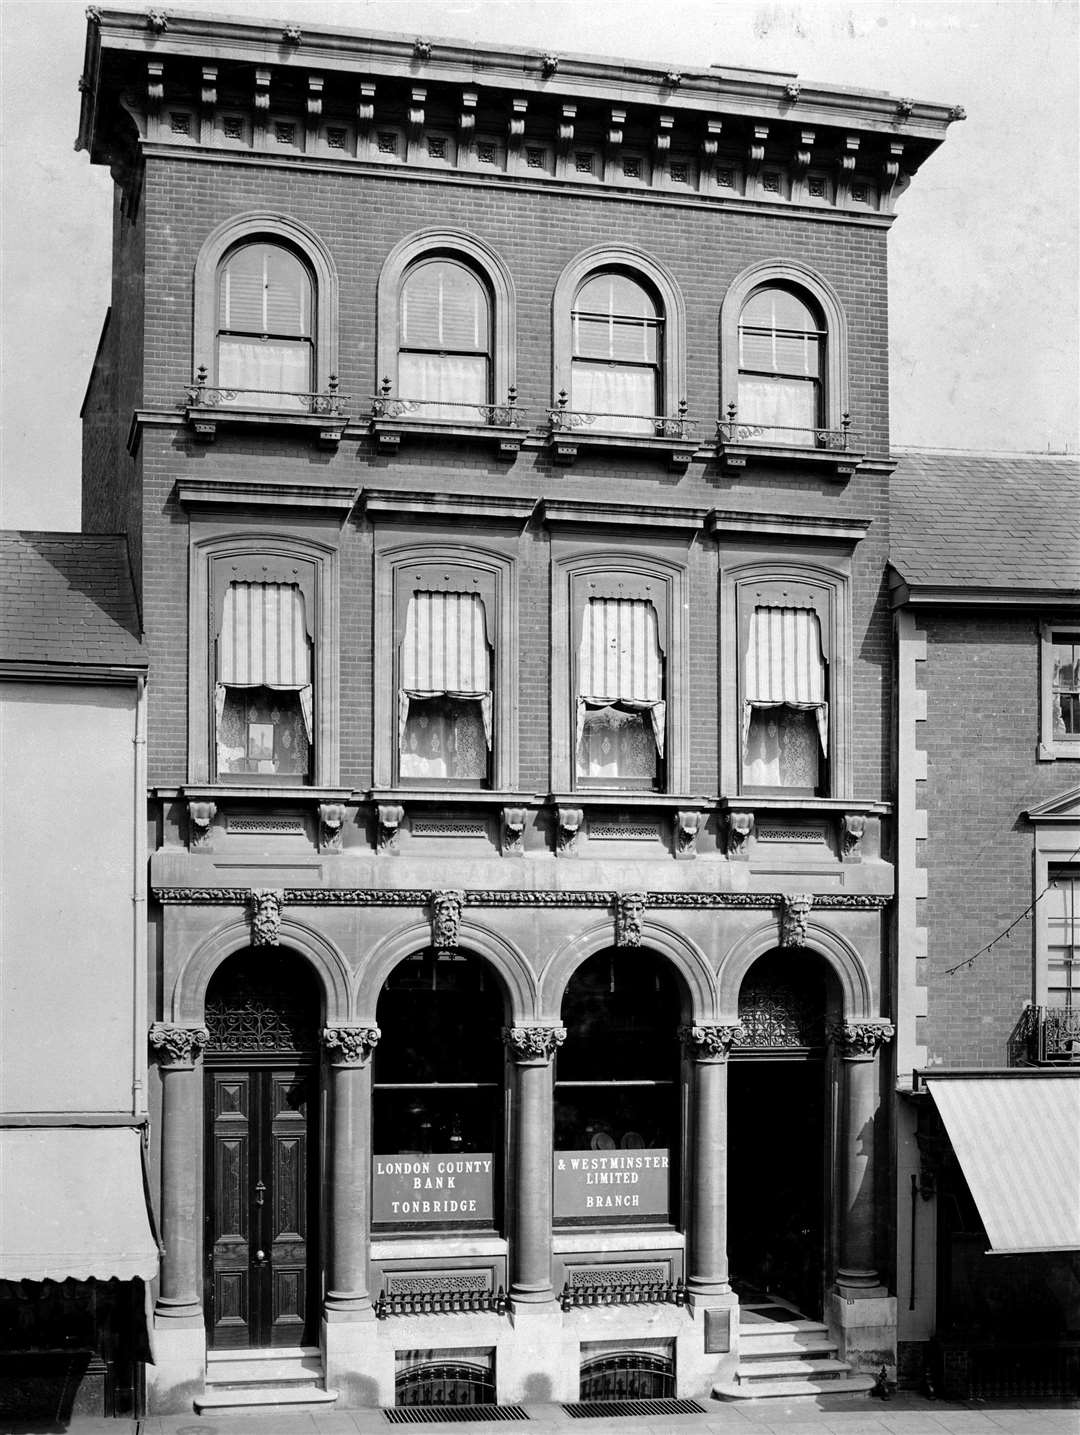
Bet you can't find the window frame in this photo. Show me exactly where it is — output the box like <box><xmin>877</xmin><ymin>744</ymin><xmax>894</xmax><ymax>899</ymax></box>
<box><xmin>187</xmin><ymin>531</ymin><xmax>339</xmax><ymax>787</ymax></box>
<box><xmin>1039</xmin><ymin>621</ymin><xmax>1080</xmax><ymax>760</ymax></box>
<box><xmin>376</xmin><ymin>230</ymin><xmax>516</xmax><ymax>412</ymax></box>
<box><xmin>373</xmin><ymin>540</ymin><xmax>518</xmax><ymax>793</ymax></box>
<box><xmin>552</xmin><ymin>246</ymin><xmax>686</xmax><ymax>422</ymax></box>
<box><xmin>192</xmin><ymin>213</ymin><xmax>339</xmax><ymax>400</ymax></box>
<box><xmin>551</xmin><ymin>544</ymin><xmax>689</xmax><ymax>795</ymax></box>
<box><xmin>1032</xmin><ymin>815</ymin><xmax>1080</xmax><ymax>1008</ymax></box>
<box><xmin>719</xmin><ymin>259</ymin><xmax>849</xmax><ymax>439</ymax></box>
<box><xmin>720</xmin><ymin>557</ymin><xmax>853</xmax><ymax>799</ymax></box>
<box><xmin>736</xmin><ymin>286</ymin><xmax>827</xmax><ymax>441</ymax></box>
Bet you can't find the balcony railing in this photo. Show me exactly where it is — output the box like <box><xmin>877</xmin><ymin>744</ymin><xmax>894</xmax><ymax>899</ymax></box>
<box><xmin>716</xmin><ymin>403</ymin><xmax>856</xmax><ymax>451</ymax></box>
<box><xmin>559</xmin><ymin>1277</ymin><xmax>687</xmax><ymax>1310</ymax></box>
<box><xmin>1007</xmin><ymin>1003</ymin><xmax>1080</xmax><ymax>1065</ymax></box>
<box><xmin>185</xmin><ymin>367</ymin><xmax>350</xmax><ymax>416</ymax></box>
<box><xmin>370</xmin><ymin>380</ymin><xmax>522</xmax><ymax>428</ymax></box>
<box><xmin>549</xmin><ymin>392</ymin><xmax>694</xmax><ymax>442</ymax></box>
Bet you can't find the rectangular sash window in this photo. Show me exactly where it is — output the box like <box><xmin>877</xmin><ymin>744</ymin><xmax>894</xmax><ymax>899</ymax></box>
<box><xmin>743</xmin><ymin>605</ymin><xmax>827</xmax><ymax>790</ymax></box>
<box><xmin>399</xmin><ymin>590</ymin><xmax>492</xmax><ymax>781</ymax></box>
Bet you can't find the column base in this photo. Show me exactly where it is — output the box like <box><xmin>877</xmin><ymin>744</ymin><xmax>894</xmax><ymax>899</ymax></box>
<box><xmin>323</xmin><ymin>1315</ymin><xmax>391</xmax><ymax>1406</ymax></box>
<box><xmin>500</xmin><ymin>1301</ymin><xmax>577</xmax><ymax>1403</ymax></box>
<box><xmin>153</xmin><ymin>1297</ymin><xmax>203</xmax><ymax>1324</ymax></box>
<box><xmin>509</xmin><ymin>1284</ymin><xmax>558</xmax><ymax>1308</ymax></box>
<box><xmin>685</xmin><ymin>1278</ymin><xmax>733</xmax><ymax>1310</ymax></box>
<box><xmin>826</xmin><ymin>1288</ymin><xmax>897</xmax><ymax>1380</ymax></box>
<box><xmin>146</xmin><ymin>1321</ymin><xmax>206</xmax><ymax>1414</ymax></box>
<box><xmin>324</xmin><ymin>1291</ymin><xmax>376</xmax><ymax>1320</ymax></box>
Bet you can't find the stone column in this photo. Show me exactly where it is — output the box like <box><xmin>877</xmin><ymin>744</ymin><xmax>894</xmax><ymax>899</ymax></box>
<box><xmin>680</xmin><ymin>1024</ymin><xmax>743</xmax><ymax>1303</ymax></box>
<box><xmin>322</xmin><ymin>1026</ymin><xmax>381</xmax><ymax>1317</ymax></box>
<box><xmin>148</xmin><ymin>1022</ymin><xmax>209</xmax><ymax>1321</ymax></box>
<box><xmin>831</xmin><ymin>1020</ymin><xmax>895</xmax><ymax>1291</ymax></box>
<box><xmin>503</xmin><ymin>1025</ymin><xmax>565</xmax><ymax>1306</ymax></box>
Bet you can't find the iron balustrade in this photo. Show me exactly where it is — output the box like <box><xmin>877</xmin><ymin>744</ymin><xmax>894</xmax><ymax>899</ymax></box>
<box><xmin>376</xmin><ymin>1286</ymin><xmax>507</xmax><ymax>1318</ymax></box>
<box><xmin>371</xmin><ymin>381</ymin><xmax>521</xmax><ymax>427</ymax></box>
<box><xmin>716</xmin><ymin>403</ymin><xmax>855</xmax><ymax>451</ymax></box>
<box><xmin>186</xmin><ymin>367</ymin><xmax>349</xmax><ymax>416</ymax></box>
<box><xmin>1008</xmin><ymin>1004</ymin><xmax>1080</xmax><ymax>1064</ymax></box>
<box><xmin>548</xmin><ymin>392</ymin><xmax>693</xmax><ymax>441</ymax></box>
<box><xmin>559</xmin><ymin>1277</ymin><xmax>686</xmax><ymax>1310</ymax></box>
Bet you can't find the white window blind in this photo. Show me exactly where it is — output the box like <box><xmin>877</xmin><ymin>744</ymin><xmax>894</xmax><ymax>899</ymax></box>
<box><xmin>577</xmin><ymin>596</ymin><xmax>665</xmax><ymax>754</ymax></box>
<box><xmin>216</xmin><ymin>581</ymin><xmax>313</xmax><ymax>739</ymax></box>
<box><xmin>399</xmin><ymin>590</ymin><xmax>492</xmax><ymax>747</ymax></box>
<box><xmin>743</xmin><ymin>605</ymin><xmax>828</xmax><ymax>752</ymax></box>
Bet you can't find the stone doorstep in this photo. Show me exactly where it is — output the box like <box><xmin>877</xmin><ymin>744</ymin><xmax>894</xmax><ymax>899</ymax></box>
<box><xmin>739</xmin><ymin>1330</ymin><xmax>840</xmax><ymax>1357</ymax></box>
<box><xmin>198</xmin><ymin>1346</ymin><xmax>335</xmax><ymax>1411</ymax></box>
<box><xmin>194</xmin><ymin>1386</ymin><xmax>339</xmax><ymax>1411</ymax></box>
<box><xmin>713</xmin><ymin>1372</ymin><xmax>877</xmax><ymax>1399</ymax></box>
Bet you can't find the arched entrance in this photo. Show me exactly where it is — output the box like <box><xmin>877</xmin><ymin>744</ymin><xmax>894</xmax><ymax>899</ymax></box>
<box><xmin>728</xmin><ymin>947</ymin><xmax>841</xmax><ymax>1317</ymax></box>
<box><xmin>202</xmin><ymin>948</ymin><xmax>321</xmax><ymax>1350</ymax></box>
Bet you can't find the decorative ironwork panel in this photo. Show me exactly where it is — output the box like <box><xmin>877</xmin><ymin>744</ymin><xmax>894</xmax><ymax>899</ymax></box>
<box><xmin>206</xmin><ymin>997</ymin><xmax>317</xmax><ymax>1052</ymax></box>
<box><xmin>579</xmin><ymin>1352</ymin><xmax>675</xmax><ymax>1401</ymax></box>
<box><xmin>569</xmin><ymin>1263</ymin><xmax>667</xmax><ymax>1288</ymax></box>
<box><xmin>737</xmin><ymin>983</ymin><xmax>825</xmax><ymax>1048</ymax></box>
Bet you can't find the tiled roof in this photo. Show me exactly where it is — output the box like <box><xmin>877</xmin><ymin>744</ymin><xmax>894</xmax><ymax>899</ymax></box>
<box><xmin>0</xmin><ymin>532</ymin><xmax>144</xmax><ymax>669</ymax></box>
<box><xmin>890</xmin><ymin>450</ymin><xmax>1080</xmax><ymax>593</ymax></box>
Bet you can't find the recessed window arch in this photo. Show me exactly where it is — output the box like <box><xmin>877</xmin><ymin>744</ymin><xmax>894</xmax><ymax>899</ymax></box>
<box><xmin>720</xmin><ymin>259</ymin><xmax>849</xmax><ymax>442</ymax></box>
<box><xmin>192</xmin><ymin>212</ymin><xmax>339</xmax><ymax>406</ymax></box>
<box><xmin>377</xmin><ymin>230</ymin><xmax>517</xmax><ymax>416</ymax></box>
<box><xmin>553</xmin><ymin>246</ymin><xmax>687</xmax><ymax>431</ymax></box>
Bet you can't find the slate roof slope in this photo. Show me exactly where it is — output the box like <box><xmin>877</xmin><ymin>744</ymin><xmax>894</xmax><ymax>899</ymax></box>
<box><xmin>0</xmin><ymin>532</ymin><xmax>144</xmax><ymax>670</ymax></box>
<box><xmin>890</xmin><ymin>450</ymin><xmax>1080</xmax><ymax>594</ymax></box>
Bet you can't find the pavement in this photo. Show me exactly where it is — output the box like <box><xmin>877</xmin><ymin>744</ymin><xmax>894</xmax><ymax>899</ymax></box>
<box><xmin>6</xmin><ymin>1395</ymin><xmax>1079</xmax><ymax>1435</ymax></box>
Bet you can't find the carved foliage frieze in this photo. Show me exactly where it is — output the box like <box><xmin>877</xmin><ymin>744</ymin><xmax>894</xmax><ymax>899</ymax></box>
<box><xmin>679</xmin><ymin>1023</ymin><xmax>744</xmax><ymax>1059</ymax></box>
<box><xmin>829</xmin><ymin>1020</ymin><xmax>896</xmax><ymax>1058</ymax></box>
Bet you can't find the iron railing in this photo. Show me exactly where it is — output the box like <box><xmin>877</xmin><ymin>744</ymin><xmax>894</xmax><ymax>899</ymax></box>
<box><xmin>371</xmin><ymin>380</ymin><xmax>521</xmax><ymax>427</ymax></box>
<box><xmin>559</xmin><ymin>1277</ymin><xmax>686</xmax><ymax>1310</ymax></box>
<box><xmin>1008</xmin><ymin>1003</ymin><xmax>1080</xmax><ymax>1064</ymax></box>
<box><xmin>716</xmin><ymin>403</ymin><xmax>855</xmax><ymax>451</ymax></box>
<box><xmin>376</xmin><ymin>1286</ymin><xmax>507</xmax><ymax>1319</ymax></box>
<box><xmin>186</xmin><ymin>366</ymin><xmax>349</xmax><ymax>416</ymax></box>
<box><xmin>549</xmin><ymin>391</ymin><xmax>693</xmax><ymax>441</ymax></box>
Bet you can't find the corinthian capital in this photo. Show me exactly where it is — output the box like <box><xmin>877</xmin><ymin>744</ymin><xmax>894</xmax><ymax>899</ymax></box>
<box><xmin>149</xmin><ymin>1022</ymin><xmax>209</xmax><ymax>1066</ymax></box>
<box><xmin>829</xmin><ymin>1019</ymin><xmax>895</xmax><ymax>1059</ymax></box>
<box><xmin>322</xmin><ymin>1026</ymin><xmax>381</xmax><ymax>1065</ymax></box>
<box><xmin>679</xmin><ymin>1023</ymin><xmax>744</xmax><ymax>1060</ymax></box>
<box><xmin>503</xmin><ymin>1025</ymin><xmax>566</xmax><ymax>1062</ymax></box>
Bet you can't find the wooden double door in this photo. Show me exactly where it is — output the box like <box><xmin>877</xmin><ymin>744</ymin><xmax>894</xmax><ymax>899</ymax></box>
<box><xmin>204</xmin><ymin>1061</ymin><xmax>319</xmax><ymax>1349</ymax></box>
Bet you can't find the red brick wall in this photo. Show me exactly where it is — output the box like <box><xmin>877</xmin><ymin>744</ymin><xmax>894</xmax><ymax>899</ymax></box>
<box><xmin>113</xmin><ymin>156</ymin><xmax>894</xmax><ymax>795</ymax></box>
<box><xmin>919</xmin><ymin>614</ymin><xmax>1074</xmax><ymax>1065</ymax></box>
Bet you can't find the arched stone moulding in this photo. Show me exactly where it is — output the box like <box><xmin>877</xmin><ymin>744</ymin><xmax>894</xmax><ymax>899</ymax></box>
<box><xmin>715</xmin><ymin>917</ymin><xmax>876</xmax><ymax>1024</ymax></box>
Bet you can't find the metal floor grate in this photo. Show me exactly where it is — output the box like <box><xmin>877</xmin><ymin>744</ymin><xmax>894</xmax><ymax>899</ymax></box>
<box><xmin>385</xmin><ymin>1405</ymin><xmax>529</xmax><ymax>1424</ymax></box>
<box><xmin>562</xmin><ymin>1398</ymin><xmax>707</xmax><ymax>1418</ymax></box>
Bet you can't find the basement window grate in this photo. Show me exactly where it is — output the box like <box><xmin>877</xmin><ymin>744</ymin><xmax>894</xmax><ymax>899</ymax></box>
<box><xmin>563</xmin><ymin>1399</ymin><xmax>707</xmax><ymax>1418</ymax></box>
<box><xmin>385</xmin><ymin>1406</ymin><xmax>529</xmax><ymax>1424</ymax></box>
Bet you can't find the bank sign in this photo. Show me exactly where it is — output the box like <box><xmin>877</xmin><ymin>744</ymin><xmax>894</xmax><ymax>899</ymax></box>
<box><xmin>373</xmin><ymin>1154</ymin><xmax>494</xmax><ymax>1222</ymax></box>
<box><xmin>554</xmin><ymin>1149</ymin><xmax>670</xmax><ymax>1218</ymax></box>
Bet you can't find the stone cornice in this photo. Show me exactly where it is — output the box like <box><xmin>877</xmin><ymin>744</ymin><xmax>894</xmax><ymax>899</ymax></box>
<box><xmin>177</xmin><ymin>477</ymin><xmax>361</xmax><ymax>512</ymax></box>
<box><xmin>361</xmin><ymin>489</ymin><xmax>537</xmax><ymax>527</ymax></box>
<box><xmin>889</xmin><ymin>577</ymin><xmax>1080</xmax><ymax>611</ymax></box>
<box><xmin>709</xmin><ymin>509</ymin><xmax>872</xmax><ymax>545</ymax></box>
<box><xmin>152</xmin><ymin>885</ymin><xmax>889</xmax><ymax>910</ymax></box>
<box><xmin>541</xmin><ymin>499</ymin><xmax>709</xmax><ymax>532</ymax></box>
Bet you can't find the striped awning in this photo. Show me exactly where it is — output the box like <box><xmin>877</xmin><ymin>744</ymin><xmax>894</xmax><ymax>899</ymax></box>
<box><xmin>219</xmin><ymin>581</ymin><xmax>312</xmax><ymax>690</ymax></box>
<box><xmin>400</xmin><ymin>590</ymin><xmax>492</xmax><ymax>747</ymax></box>
<box><xmin>577</xmin><ymin>597</ymin><xmax>665</xmax><ymax>754</ymax></box>
<box><xmin>744</xmin><ymin>605</ymin><xmax>828</xmax><ymax>752</ymax></box>
<box><xmin>0</xmin><ymin>1128</ymin><xmax>159</xmax><ymax>1282</ymax></box>
<box><xmin>925</xmin><ymin>1074</ymin><xmax>1080</xmax><ymax>1253</ymax></box>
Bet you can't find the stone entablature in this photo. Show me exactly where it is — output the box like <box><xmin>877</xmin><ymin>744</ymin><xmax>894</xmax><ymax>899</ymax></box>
<box><xmin>78</xmin><ymin>10</ymin><xmax>960</xmax><ymax>222</ymax></box>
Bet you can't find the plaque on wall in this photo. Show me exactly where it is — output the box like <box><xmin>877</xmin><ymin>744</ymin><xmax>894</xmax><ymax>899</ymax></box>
<box><xmin>554</xmin><ymin>1149</ymin><xmax>670</xmax><ymax>1218</ymax></box>
<box><xmin>373</xmin><ymin>1153</ymin><xmax>494</xmax><ymax>1222</ymax></box>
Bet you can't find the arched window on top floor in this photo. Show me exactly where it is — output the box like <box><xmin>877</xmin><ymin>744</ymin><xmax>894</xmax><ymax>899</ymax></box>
<box><xmin>398</xmin><ymin>257</ymin><xmax>492</xmax><ymax>419</ymax></box>
<box><xmin>570</xmin><ymin>271</ymin><xmax>662</xmax><ymax>435</ymax></box>
<box><xmin>737</xmin><ymin>286</ymin><xmax>825</xmax><ymax>445</ymax></box>
<box><xmin>216</xmin><ymin>240</ymin><xmax>315</xmax><ymax>410</ymax></box>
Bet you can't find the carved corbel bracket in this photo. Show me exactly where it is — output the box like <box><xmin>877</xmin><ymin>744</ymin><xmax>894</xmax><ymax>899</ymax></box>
<box><xmin>149</xmin><ymin>1021</ymin><xmax>208</xmax><ymax>1067</ymax></box>
<box><xmin>508</xmin><ymin>97</ymin><xmax>528</xmax><ymax>155</ymax></box>
<box><xmin>250</xmin><ymin>888</ymin><xmax>285</xmax><ymax>946</ymax></box>
<box><xmin>146</xmin><ymin>60</ymin><xmax>164</xmax><ymax>114</ymax></box>
<box><xmin>431</xmin><ymin>889</ymin><xmax>464</xmax><ymax>952</ymax></box>
<box><xmin>503</xmin><ymin>1025</ymin><xmax>566</xmax><ymax>1062</ymax></box>
<box><xmin>458</xmin><ymin>89</ymin><xmax>477</xmax><ymax>142</ymax></box>
<box><xmin>357</xmin><ymin>80</ymin><xmax>376</xmax><ymax>143</ymax></box>
<box><xmin>725</xmin><ymin>810</ymin><xmax>754</xmax><ymax>859</ymax></box>
<box><xmin>502</xmin><ymin>806</ymin><xmax>526</xmax><ymax>856</ymax></box>
<box><xmin>836</xmin><ymin>134</ymin><xmax>859</xmax><ymax>202</ymax></box>
<box><xmin>200</xmin><ymin>66</ymin><xmax>218</xmax><ymax>111</ymax></box>
<box><xmin>679</xmin><ymin>1023</ymin><xmax>744</xmax><ymax>1060</ymax></box>
<box><xmin>307</xmin><ymin>74</ymin><xmax>324</xmax><ymax>125</ymax></box>
<box><xmin>747</xmin><ymin>124</ymin><xmax>768</xmax><ymax>184</ymax></box>
<box><xmin>607</xmin><ymin>107</ymin><xmax>626</xmax><ymax>153</ymax></box>
<box><xmin>376</xmin><ymin>803</ymin><xmax>405</xmax><ymax>854</ymax></box>
<box><xmin>408</xmin><ymin>87</ymin><xmax>427</xmax><ymax>143</ymax></box>
<box><xmin>880</xmin><ymin>142</ymin><xmax>904</xmax><ymax>208</ymax></box>
<box><xmin>699</xmin><ymin>119</ymin><xmax>722</xmax><ymax>181</ymax></box>
<box><xmin>840</xmin><ymin>813</ymin><xmax>866</xmax><ymax>863</ymax></box>
<box><xmin>557</xmin><ymin>104</ymin><xmax>577</xmax><ymax>158</ymax></box>
<box><xmin>322</xmin><ymin>1025</ymin><xmax>381</xmax><ymax>1066</ymax></box>
<box><xmin>187</xmin><ymin>799</ymin><xmax>217</xmax><ymax>852</ymax></box>
<box><xmin>318</xmin><ymin>802</ymin><xmax>346</xmax><ymax>853</ymax></box>
<box><xmin>829</xmin><ymin>1019</ymin><xmax>895</xmax><ymax>1059</ymax></box>
<box><xmin>654</xmin><ymin>113</ymin><xmax>675</xmax><ymax>161</ymax></box>
<box><xmin>780</xmin><ymin>893</ymin><xmax>814</xmax><ymax>948</ymax></box>
<box><xmin>254</xmin><ymin>69</ymin><xmax>271</xmax><ymax>124</ymax></box>
<box><xmin>556</xmin><ymin>806</ymin><xmax>584</xmax><ymax>857</ymax></box>
<box><xmin>615</xmin><ymin>891</ymin><xmax>648</xmax><ymax>948</ymax></box>
<box><xmin>675</xmin><ymin>810</ymin><xmax>703</xmax><ymax>858</ymax></box>
<box><xmin>793</xmin><ymin>128</ymin><xmax>815</xmax><ymax>174</ymax></box>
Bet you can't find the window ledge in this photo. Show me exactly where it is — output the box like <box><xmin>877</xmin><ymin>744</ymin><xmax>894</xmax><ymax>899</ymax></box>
<box><xmin>547</xmin><ymin>426</ymin><xmax>699</xmax><ymax>473</ymax></box>
<box><xmin>719</xmin><ymin>796</ymin><xmax>891</xmax><ymax>815</ymax></box>
<box><xmin>551</xmin><ymin>792</ymin><xmax>711</xmax><ymax>809</ymax></box>
<box><xmin>371</xmin><ymin>1233</ymin><xmax>507</xmax><ymax>1261</ymax></box>
<box><xmin>370</xmin><ymin>415</ymin><xmax>526</xmax><ymax>460</ymax></box>
<box><xmin>715</xmin><ymin>427</ymin><xmax>863</xmax><ymax>479</ymax></box>
<box><xmin>364</xmin><ymin>789</ymin><xmax>544</xmax><ymax>806</ymax></box>
<box><xmin>1038</xmin><ymin>742</ymin><xmax>1080</xmax><ymax>762</ymax></box>
<box><xmin>184</xmin><ymin>402</ymin><xmax>349</xmax><ymax>449</ymax></box>
<box><xmin>172</xmin><ymin>784</ymin><xmax>353</xmax><ymax>802</ymax></box>
<box><xmin>553</xmin><ymin>1228</ymin><xmax>684</xmax><ymax>1254</ymax></box>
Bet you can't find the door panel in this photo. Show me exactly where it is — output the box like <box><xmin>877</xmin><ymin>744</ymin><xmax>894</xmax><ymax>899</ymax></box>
<box><xmin>206</xmin><ymin>1064</ymin><xmax>317</xmax><ymax>1349</ymax></box>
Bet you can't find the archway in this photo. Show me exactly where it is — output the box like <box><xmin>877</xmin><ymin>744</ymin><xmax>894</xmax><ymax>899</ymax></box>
<box><xmin>202</xmin><ymin>947</ymin><xmax>321</xmax><ymax>1351</ymax></box>
<box><xmin>727</xmin><ymin>946</ymin><xmax>842</xmax><ymax>1318</ymax></box>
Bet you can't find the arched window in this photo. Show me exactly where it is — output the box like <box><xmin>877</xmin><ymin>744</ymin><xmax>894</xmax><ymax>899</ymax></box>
<box><xmin>737</xmin><ymin>286</ymin><xmax>825</xmax><ymax>444</ymax></box>
<box><xmin>216</xmin><ymin>241</ymin><xmax>315</xmax><ymax>409</ymax></box>
<box><xmin>398</xmin><ymin>258</ymin><xmax>492</xmax><ymax>418</ymax></box>
<box><xmin>372</xmin><ymin>950</ymin><xmax>504</xmax><ymax>1229</ymax></box>
<box><xmin>571</xmin><ymin>272</ymin><xmax>662</xmax><ymax>434</ymax></box>
<box><xmin>554</xmin><ymin>949</ymin><xmax>681</xmax><ymax>1224</ymax></box>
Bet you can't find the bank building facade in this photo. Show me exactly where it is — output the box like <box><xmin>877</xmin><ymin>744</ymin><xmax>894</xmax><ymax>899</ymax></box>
<box><xmin>64</xmin><ymin>7</ymin><xmax>964</xmax><ymax>1412</ymax></box>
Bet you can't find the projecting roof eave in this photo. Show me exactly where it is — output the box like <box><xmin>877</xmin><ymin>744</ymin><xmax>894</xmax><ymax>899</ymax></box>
<box><xmin>888</xmin><ymin>568</ymin><xmax>1080</xmax><ymax>611</ymax></box>
<box><xmin>0</xmin><ymin>657</ymin><xmax>147</xmax><ymax>685</ymax></box>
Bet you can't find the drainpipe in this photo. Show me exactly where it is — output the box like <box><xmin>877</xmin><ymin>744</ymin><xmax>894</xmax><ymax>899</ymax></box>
<box><xmin>132</xmin><ymin>675</ymin><xmax>148</xmax><ymax>1118</ymax></box>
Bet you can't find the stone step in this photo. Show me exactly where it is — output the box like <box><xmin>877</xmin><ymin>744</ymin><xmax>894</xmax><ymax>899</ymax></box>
<box><xmin>713</xmin><ymin>1373</ymin><xmax>877</xmax><ymax>1400</ymax></box>
<box><xmin>195</xmin><ymin>1386</ymin><xmax>338</xmax><ymax>1412</ymax></box>
<box><xmin>738</xmin><ymin>1332</ymin><xmax>841</xmax><ymax>1359</ymax></box>
<box><xmin>737</xmin><ymin>1356</ymin><xmax>855</xmax><ymax>1382</ymax></box>
<box><xmin>205</xmin><ymin>1353</ymin><xmax>323</xmax><ymax>1385</ymax></box>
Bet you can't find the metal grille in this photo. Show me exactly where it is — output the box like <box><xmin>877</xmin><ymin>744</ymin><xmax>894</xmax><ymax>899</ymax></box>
<box><xmin>385</xmin><ymin>1405</ymin><xmax>528</xmax><ymax>1424</ymax></box>
<box><xmin>395</xmin><ymin>1361</ymin><xmax>495</xmax><ymax>1408</ymax></box>
<box><xmin>579</xmin><ymin>1352</ymin><xmax>674</xmax><ymax>1401</ymax></box>
<box><xmin>563</xmin><ymin>1399</ymin><xmax>706</xmax><ymax>1418</ymax></box>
